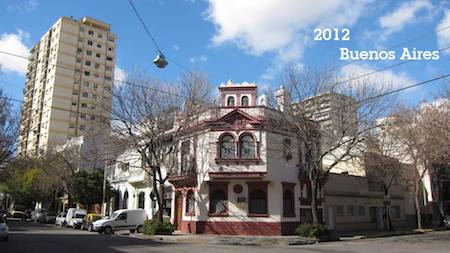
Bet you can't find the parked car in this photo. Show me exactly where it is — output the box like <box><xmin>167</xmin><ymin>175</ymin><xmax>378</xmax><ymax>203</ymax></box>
<box><xmin>31</xmin><ymin>209</ymin><xmax>47</xmax><ymax>223</ymax></box>
<box><xmin>55</xmin><ymin>212</ymin><xmax>67</xmax><ymax>226</ymax></box>
<box><xmin>65</xmin><ymin>208</ymin><xmax>87</xmax><ymax>228</ymax></box>
<box><xmin>81</xmin><ymin>213</ymin><xmax>103</xmax><ymax>232</ymax></box>
<box><xmin>444</xmin><ymin>216</ymin><xmax>450</xmax><ymax>229</ymax></box>
<box><xmin>93</xmin><ymin>209</ymin><xmax>147</xmax><ymax>235</ymax></box>
<box><xmin>0</xmin><ymin>209</ymin><xmax>7</xmax><ymax>218</ymax></box>
<box><xmin>24</xmin><ymin>209</ymin><xmax>32</xmax><ymax>221</ymax></box>
<box><xmin>8</xmin><ymin>204</ymin><xmax>26</xmax><ymax>220</ymax></box>
<box><xmin>42</xmin><ymin>211</ymin><xmax>57</xmax><ymax>224</ymax></box>
<box><xmin>0</xmin><ymin>215</ymin><xmax>8</xmax><ymax>241</ymax></box>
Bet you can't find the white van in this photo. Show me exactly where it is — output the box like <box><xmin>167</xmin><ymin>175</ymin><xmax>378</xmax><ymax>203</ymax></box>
<box><xmin>92</xmin><ymin>209</ymin><xmax>147</xmax><ymax>234</ymax></box>
<box><xmin>65</xmin><ymin>208</ymin><xmax>87</xmax><ymax>228</ymax></box>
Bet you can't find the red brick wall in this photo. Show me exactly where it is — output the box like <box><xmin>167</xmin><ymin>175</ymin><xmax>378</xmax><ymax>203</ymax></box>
<box><xmin>180</xmin><ymin>221</ymin><xmax>300</xmax><ymax>235</ymax></box>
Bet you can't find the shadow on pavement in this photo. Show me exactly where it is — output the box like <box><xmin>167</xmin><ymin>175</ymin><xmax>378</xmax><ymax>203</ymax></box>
<box><xmin>1</xmin><ymin>220</ymin><xmax>170</xmax><ymax>253</ymax></box>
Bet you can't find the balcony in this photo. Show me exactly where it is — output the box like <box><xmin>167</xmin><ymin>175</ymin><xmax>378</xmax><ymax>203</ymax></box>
<box><xmin>128</xmin><ymin>169</ymin><xmax>149</xmax><ymax>185</ymax></box>
<box><xmin>168</xmin><ymin>168</ymin><xmax>197</xmax><ymax>188</ymax></box>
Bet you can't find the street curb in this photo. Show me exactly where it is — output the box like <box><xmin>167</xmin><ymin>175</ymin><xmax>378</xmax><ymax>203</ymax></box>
<box><xmin>130</xmin><ymin>234</ymin><xmax>320</xmax><ymax>246</ymax></box>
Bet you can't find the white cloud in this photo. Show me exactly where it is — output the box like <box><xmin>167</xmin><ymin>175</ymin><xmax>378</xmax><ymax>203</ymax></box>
<box><xmin>205</xmin><ymin>0</ymin><xmax>371</xmax><ymax>80</ymax></box>
<box><xmin>7</xmin><ymin>0</ymin><xmax>39</xmax><ymax>12</ymax></box>
<box><xmin>379</xmin><ymin>0</ymin><xmax>433</xmax><ymax>36</ymax></box>
<box><xmin>0</xmin><ymin>30</ymin><xmax>30</xmax><ymax>75</ymax></box>
<box><xmin>340</xmin><ymin>64</ymin><xmax>416</xmax><ymax>91</ymax></box>
<box><xmin>114</xmin><ymin>66</ymin><xmax>126</xmax><ymax>85</ymax></box>
<box><xmin>437</xmin><ymin>9</ymin><xmax>450</xmax><ymax>55</ymax></box>
<box><xmin>172</xmin><ymin>44</ymin><xmax>180</xmax><ymax>51</ymax></box>
<box><xmin>189</xmin><ymin>54</ymin><xmax>208</xmax><ymax>64</ymax></box>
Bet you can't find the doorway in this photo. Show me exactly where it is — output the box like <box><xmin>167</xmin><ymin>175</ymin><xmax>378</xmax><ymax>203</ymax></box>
<box><xmin>328</xmin><ymin>206</ymin><xmax>335</xmax><ymax>230</ymax></box>
<box><xmin>174</xmin><ymin>192</ymin><xmax>183</xmax><ymax>230</ymax></box>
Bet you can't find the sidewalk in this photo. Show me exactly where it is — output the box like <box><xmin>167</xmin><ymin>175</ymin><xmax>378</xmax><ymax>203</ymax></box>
<box><xmin>332</xmin><ymin>227</ymin><xmax>448</xmax><ymax>241</ymax></box>
<box><xmin>130</xmin><ymin>232</ymin><xmax>319</xmax><ymax>246</ymax></box>
<box><xmin>128</xmin><ymin>228</ymin><xmax>443</xmax><ymax>246</ymax></box>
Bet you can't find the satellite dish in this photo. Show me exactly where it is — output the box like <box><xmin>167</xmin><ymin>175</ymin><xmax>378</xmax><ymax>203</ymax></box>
<box><xmin>153</xmin><ymin>53</ymin><xmax>168</xmax><ymax>68</ymax></box>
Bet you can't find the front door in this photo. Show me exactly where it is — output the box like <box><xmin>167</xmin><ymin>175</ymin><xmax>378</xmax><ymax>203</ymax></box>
<box><xmin>327</xmin><ymin>206</ymin><xmax>335</xmax><ymax>230</ymax></box>
<box><xmin>174</xmin><ymin>192</ymin><xmax>183</xmax><ymax>230</ymax></box>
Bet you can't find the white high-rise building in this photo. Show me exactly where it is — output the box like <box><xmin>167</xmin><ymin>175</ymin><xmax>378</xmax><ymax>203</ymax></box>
<box><xmin>18</xmin><ymin>16</ymin><xmax>116</xmax><ymax>156</ymax></box>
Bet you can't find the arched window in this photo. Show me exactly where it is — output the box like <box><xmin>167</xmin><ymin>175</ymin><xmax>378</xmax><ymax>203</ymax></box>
<box><xmin>220</xmin><ymin>134</ymin><xmax>235</xmax><ymax>159</ymax></box>
<box><xmin>282</xmin><ymin>138</ymin><xmax>292</xmax><ymax>160</ymax></box>
<box><xmin>185</xmin><ymin>190</ymin><xmax>195</xmax><ymax>215</ymax></box>
<box><xmin>241</xmin><ymin>96</ymin><xmax>249</xmax><ymax>106</ymax></box>
<box><xmin>210</xmin><ymin>190</ymin><xmax>227</xmax><ymax>215</ymax></box>
<box><xmin>227</xmin><ymin>96</ymin><xmax>235</xmax><ymax>107</ymax></box>
<box><xmin>114</xmin><ymin>191</ymin><xmax>120</xmax><ymax>211</ymax></box>
<box><xmin>283</xmin><ymin>189</ymin><xmax>295</xmax><ymax>216</ymax></box>
<box><xmin>180</xmin><ymin>140</ymin><xmax>190</xmax><ymax>172</ymax></box>
<box><xmin>138</xmin><ymin>192</ymin><xmax>145</xmax><ymax>209</ymax></box>
<box><xmin>239</xmin><ymin>134</ymin><xmax>255</xmax><ymax>159</ymax></box>
<box><xmin>249</xmin><ymin>189</ymin><xmax>267</xmax><ymax>214</ymax></box>
<box><xmin>122</xmin><ymin>191</ymin><xmax>129</xmax><ymax>209</ymax></box>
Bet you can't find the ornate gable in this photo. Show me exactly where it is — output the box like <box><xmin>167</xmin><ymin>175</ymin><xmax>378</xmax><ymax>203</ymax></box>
<box><xmin>210</xmin><ymin>109</ymin><xmax>262</xmax><ymax>130</ymax></box>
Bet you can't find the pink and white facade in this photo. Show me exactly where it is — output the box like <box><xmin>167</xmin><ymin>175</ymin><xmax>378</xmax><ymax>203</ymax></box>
<box><xmin>168</xmin><ymin>82</ymin><xmax>322</xmax><ymax>235</ymax></box>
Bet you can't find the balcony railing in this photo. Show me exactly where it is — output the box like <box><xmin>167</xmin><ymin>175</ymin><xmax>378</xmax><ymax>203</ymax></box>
<box><xmin>168</xmin><ymin>168</ymin><xmax>197</xmax><ymax>188</ymax></box>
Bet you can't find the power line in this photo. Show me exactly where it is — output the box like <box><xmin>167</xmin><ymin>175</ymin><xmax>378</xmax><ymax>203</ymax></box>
<box><xmin>126</xmin><ymin>0</ymin><xmax>201</xmax><ymax>76</ymax></box>
<box><xmin>0</xmin><ymin>50</ymin><xmax>197</xmax><ymax>102</ymax></box>
<box><xmin>127</xmin><ymin>0</ymin><xmax>162</xmax><ymax>53</ymax></box>
<box><xmin>2</xmin><ymin>72</ymin><xmax>448</xmax><ymax>118</ymax></box>
<box><xmin>127</xmin><ymin>0</ymin><xmax>450</xmax><ymax>79</ymax></box>
<box><xmin>3</xmin><ymin>42</ymin><xmax>449</xmax><ymax>104</ymax></box>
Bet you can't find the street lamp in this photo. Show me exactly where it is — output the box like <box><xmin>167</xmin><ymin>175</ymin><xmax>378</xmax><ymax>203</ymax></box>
<box><xmin>153</xmin><ymin>53</ymin><xmax>168</xmax><ymax>68</ymax></box>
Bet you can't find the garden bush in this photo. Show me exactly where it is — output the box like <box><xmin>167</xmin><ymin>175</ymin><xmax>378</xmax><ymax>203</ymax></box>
<box><xmin>295</xmin><ymin>224</ymin><xmax>329</xmax><ymax>238</ymax></box>
<box><xmin>143</xmin><ymin>219</ymin><xmax>174</xmax><ymax>235</ymax></box>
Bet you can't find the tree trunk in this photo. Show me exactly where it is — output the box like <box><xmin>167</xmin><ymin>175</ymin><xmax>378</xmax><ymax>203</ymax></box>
<box><xmin>156</xmin><ymin>166</ymin><xmax>166</xmax><ymax>223</ymax></box>
<box><xmin>151</xmin><ymin>170</ymin><xmax>163</xmax><ymax>223</ymax></box>
<box><xmin>310</xmin><ymin>178</ymin><xmax>319</xmax><ymax>225</ymax></box>
<box><xmin>415</xmin><ymin>180</ymin><xmax>422</xmax><ymax>230</ymax></box>
<box><xmin>383</xmin><ymin>186</ymin><xmax>392</xmax><ymax>231</ymax></box>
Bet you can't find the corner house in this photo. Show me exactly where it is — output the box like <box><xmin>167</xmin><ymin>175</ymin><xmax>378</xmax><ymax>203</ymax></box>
<box><xmin>168</xmin><ymin>81</ymin><xmax>318</xmax><ymax>235</ymax></box>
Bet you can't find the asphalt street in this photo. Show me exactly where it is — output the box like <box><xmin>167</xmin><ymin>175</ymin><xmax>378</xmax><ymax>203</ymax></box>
<box><xmin>1</xmin><ymin>220</ymin><xmax>450</xmax><ymax>253</ymax></box>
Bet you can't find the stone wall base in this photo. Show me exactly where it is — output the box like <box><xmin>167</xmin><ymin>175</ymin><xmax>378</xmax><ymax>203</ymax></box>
<box><xmin>180</xmin><ymin>221</ymin><xmax>299</xmax><ymax>235</ymax></box>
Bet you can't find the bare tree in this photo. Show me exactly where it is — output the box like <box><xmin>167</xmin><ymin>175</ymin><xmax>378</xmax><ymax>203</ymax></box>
<box><xmin>106</xmin><ymin>71</ymin><xmax>212</xmax><ymax>222</ymax></box>
<box><xmin>423</xmin><ymin>85</ymin><xmax>450</xmax><ymax>221</ymax></box>
<box><xmin>388</xmin><ymin>105</ymin><xmax>431</xmax><ymax>230</ymax></box>
<box><xmin>273</xmin><ymin>65</ymin><xmax>394</xmax><ymax>225</ymax></box>
<box><xmin>362</xmin><ymin>120</ymin><xmax>408</xmax><ymax>231</ymax></box>
<box><xmin>0</xmin><ymin>88</ymin><xmax>18</xmax><ymax>166</ymax></box>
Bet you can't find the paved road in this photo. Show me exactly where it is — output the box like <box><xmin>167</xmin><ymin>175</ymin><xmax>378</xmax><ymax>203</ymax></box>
<box><xmin>1</xmin><ymin>220</ymin><xmax>450</xmax><ymax>253</ymax></box>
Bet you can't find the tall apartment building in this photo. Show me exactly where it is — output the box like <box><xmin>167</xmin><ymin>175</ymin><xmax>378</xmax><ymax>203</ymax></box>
<box><xmin>18</xmin><ymin>16</ymin><xmax>116</xmax><ymax>156</ymax></box>
<box><xmin>300</xmin><ymin>91</ymin><xmax>357</xmax><ymax>138</ymax></box>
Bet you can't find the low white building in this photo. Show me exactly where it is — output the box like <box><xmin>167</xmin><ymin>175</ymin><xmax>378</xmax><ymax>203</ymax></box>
<box><xmin>105</xmin><ymin>149</ymin><xmax>172</xmax><ymax>219</ymax></box>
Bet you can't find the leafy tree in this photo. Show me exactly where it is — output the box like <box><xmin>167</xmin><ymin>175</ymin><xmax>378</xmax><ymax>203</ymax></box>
<box><xmin>0</xmin><ymin>157</ymin><xmax>66</xmax><ymax>209</ymax></box>
<box><xmin>0</xmin><ymin>87</ymin><xmax>18</xmax><ymax>166</ymax></box>
<box><xmin>68</xmin><ymin>169</ymin><xmax>112</xmax><ymax>211</ymax></box>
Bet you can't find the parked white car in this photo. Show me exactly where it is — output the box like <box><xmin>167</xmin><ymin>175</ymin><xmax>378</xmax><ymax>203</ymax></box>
<box><xmin>93</xmin><ymin>209</ymin><xmax>147</xmax><ymax>234</ymax></box>
<box><xmin>0</xmin><ymin>215</ymin><xmax>8</xmax><ymax>241</ymax></box>
<box><xmin>65</xmin><ymin>208</ymin><xmax>87</xmax><ymax>228</ymax></box>
<box><xmin>31</xmin><ymin>209</ymin><xmax>47</xmax><ymax>223</ymax></box>
<box><xmin>43</xmin><ymin>211</ymin><xmax>57</xmax><ymax>224</ymax></box>
<box><xmin>55</xmin><ymin>212</ymin><xmax>67</xmax><ymax>226</ymax></box>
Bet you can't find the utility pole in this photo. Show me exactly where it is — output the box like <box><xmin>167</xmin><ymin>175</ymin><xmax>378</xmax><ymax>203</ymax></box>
<box><xmin>101</xmin><ymin>165</ymin><xmax>107</xmax><ymax>216</ymax></box>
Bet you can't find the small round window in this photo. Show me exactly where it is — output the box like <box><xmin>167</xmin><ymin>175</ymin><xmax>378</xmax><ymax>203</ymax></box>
<box><xmin>233</xmin><ymin>184</ymin><xmax>243</xmax><ymax>194</ymax></box>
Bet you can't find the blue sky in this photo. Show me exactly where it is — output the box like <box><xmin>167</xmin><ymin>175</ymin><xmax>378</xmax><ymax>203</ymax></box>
<box><xmin>1</xmin><ymin>0</ymin><xmax>450</xmax><ymax>110</ymax></box>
